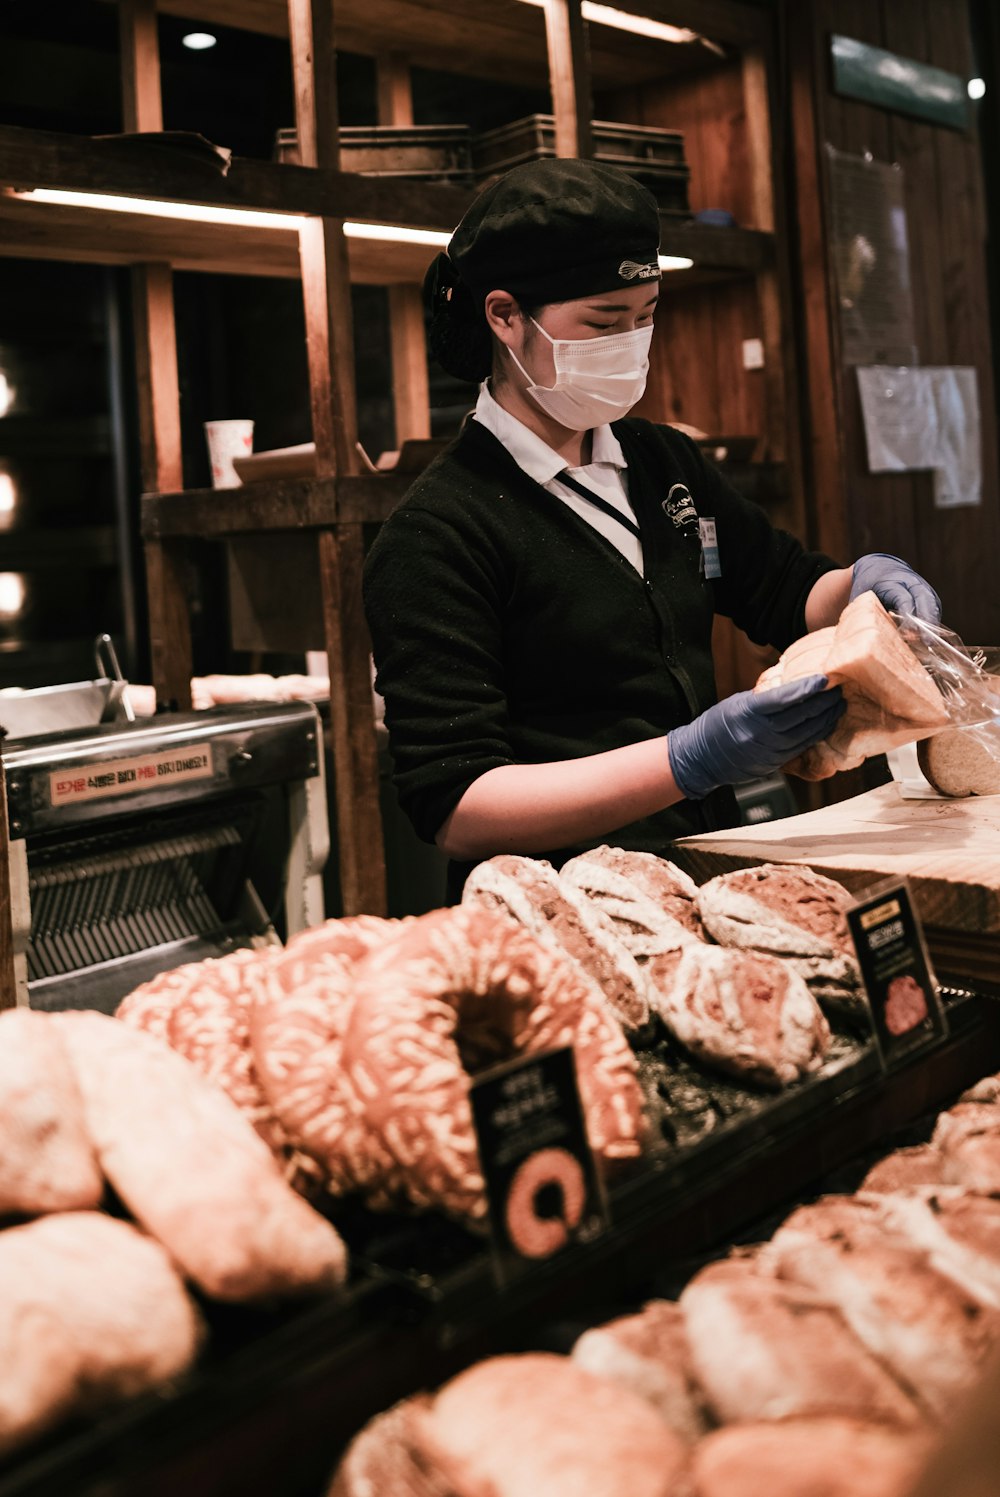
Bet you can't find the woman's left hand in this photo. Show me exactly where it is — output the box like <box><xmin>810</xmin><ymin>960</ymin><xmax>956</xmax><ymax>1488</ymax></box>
<box><xmin>849</xmin><ymin>553</ymin><xmax>941</xmax><ymax>624</ymax></box>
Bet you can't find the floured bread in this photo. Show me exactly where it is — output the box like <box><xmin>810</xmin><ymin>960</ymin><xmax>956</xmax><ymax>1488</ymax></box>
<box><xmin>689</xmin><ymin>1418</ymin><xmax>930</xmax><ymax>1497</ymax></box>
<box><xmin>411</xmin><ymin>1354</ymin><xmax>689</xmax><ymax>1497</ymax></box>
<box><xmin>696</xmin><ymin>863</ymin><xmax>864</xmax><ymax>1019</ymax></box>
<box><xmin>860</xmin><ymin>1145</ymin><xmax>947</xmax><ymax>1194</ymax></box>
<box><xmin>652</xmin><ymin>944</ymin><xmax>829</xmax><ymax>1088</ymax></box>
<box><xmin>680</xmin><ymin>1257</ymin><xmax>921</xmax><ymax>1426</ymax></box>
<box><xmin>462</xmin><ymin>855</ymin><xmax>652</xmax><ymax>1035</ymax></box>
<box><xmin>760</xmin><ymin>1195</ymin><xmax>1000</xmax><ymax>1419</ymax></box>
<box><xmin>572</xmin><ymin>1300</ymin><xmax>708</xmax><ymax>1442</ymax></box>
<box><xmin>756</xmin><ymin>592</ymin><xmax>949</xmax><ymax>779</ymax></box>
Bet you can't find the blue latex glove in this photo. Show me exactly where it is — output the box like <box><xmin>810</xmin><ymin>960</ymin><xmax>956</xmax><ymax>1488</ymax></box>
<box><xmin>667</xmin><ymin>675</ymin><xmax>846</xmax><ymax>801</ymax></box>
<box><xmin>850</xmin><ymin>553</ymin><xmax>941</xmax><ymax>624</ymax></box>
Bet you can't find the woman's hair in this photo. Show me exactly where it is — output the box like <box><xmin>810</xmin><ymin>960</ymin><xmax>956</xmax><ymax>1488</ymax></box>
<box><xmin>424</xmin><ymin>251</ymin><xmax>538</xmax><ymax>384</ymax></box>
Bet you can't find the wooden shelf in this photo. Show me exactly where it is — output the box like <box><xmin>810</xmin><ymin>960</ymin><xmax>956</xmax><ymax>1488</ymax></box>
<box><xmin>0</xmin><ymin>180</ymin><xmax>773</xmax><ymax>288</ymax></box>
<box><xmin>0</xmin><ymin>124</ymin><xmax>473</xmax><ymax>228</ymax></box>
<box><xmin>0</xmin><ymin>190</ymin><xmax>434</xmax><ymax>282</ymax></box>
<box><xmin>140</xmin><ymin>0</ymin><xmax>728</xmax><ymax>89</ymax></box>
<box><xmin>141</xmin><ymin>473</ymin><xmax>413</xmax><ymax>539</ymax></box>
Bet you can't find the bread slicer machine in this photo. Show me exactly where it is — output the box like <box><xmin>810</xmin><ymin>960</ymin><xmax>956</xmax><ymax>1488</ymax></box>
<box><xmin>0</xmin><ymin>702</ymin><xmax>328</xmax><ymax>1014</ymax></box>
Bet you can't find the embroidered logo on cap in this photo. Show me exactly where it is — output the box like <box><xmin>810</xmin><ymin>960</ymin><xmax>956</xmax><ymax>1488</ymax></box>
<box><xmin>662</xmin><ymin>482</ymin><xmax>698</xmax><ymax>529</ymax></box>
<box><xmin>618</xmin><ymin>259</ymin><xmax>660</xmax><ymax>281</ymax></box>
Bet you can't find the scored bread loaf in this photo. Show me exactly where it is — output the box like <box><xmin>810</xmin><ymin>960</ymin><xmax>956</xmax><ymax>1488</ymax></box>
<box><xmin>760</xmin><ymin>1195</ymin><xmax>1000</xmax><ymax>1420</ymax></box>
<box><xmin>0</xmin><ymin>1010</ymin><xmax>103</xmax><ymax>1217</ymax></box>
<box><xmin>689</xmin><ymin>1418</ymin><xmax>930</xmax><ymax>1497</ymax></box>
<box><xmin>462</xmin><ymin>855</ymin><xmax>653</xmax><ymax>1035</ymax></box>
<box><xmin>679</xmin><ymin>1257</ymin><xmax>921</xmax><ymax>1427</ymax></box>
<box><xmin>55</xmin><ymin>1012</ymin><xmax>348</xmax><ymax>1301</ymax></box>
<box><xmin>412</xmin><ymin>1354</ymin><xmax>689</xmax><ymax>1497</ymax></box>
<box><xmin>696</xmin><ymin>863</ymin><xmax>864</xmax><ymax>1019</ymax></box>
<box><xmin>651</xmin><ymin>944</ymin><xmax>829</xmax><ymax>1088</ymax></box>
<box><xmin>0</xmin><ymin>1211</ymin><xmax>201</xmax><ymax>1456</ymax></box>
<box><xmin>755</xmin><ymin>592</ymin><xmax>948</xmax><ymax>779</ymax></box>
<box><xmin>572</xmin><ymin>1300</ymin><xmax>709</xmax><ymax>1442</ymax></box>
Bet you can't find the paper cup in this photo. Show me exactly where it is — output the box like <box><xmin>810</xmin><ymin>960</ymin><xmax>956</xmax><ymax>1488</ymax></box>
<box><xmin>204</xmin><ymin>419</ymin><xmax>254</xmax><ymax>488</ymax></box>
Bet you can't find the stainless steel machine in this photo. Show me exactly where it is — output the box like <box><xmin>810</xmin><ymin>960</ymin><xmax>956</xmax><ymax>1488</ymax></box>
<box><xmin>1</xmin><ymin>702</ymin><xmax>328</xmax><ymax>1013</ymax></box>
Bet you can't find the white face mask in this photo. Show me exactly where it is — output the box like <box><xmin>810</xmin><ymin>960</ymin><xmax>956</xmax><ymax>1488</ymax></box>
<box><xmin>508</xmin><ymin>318</ymin><xmax>653</xmax><ymax>429</ymax></box>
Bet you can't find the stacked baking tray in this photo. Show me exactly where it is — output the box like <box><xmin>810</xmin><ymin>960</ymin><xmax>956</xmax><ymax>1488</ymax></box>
<box><xmin>275</xmin><ymin>118</ymin><xmax>691</xmax><ymax>212</ymax></box>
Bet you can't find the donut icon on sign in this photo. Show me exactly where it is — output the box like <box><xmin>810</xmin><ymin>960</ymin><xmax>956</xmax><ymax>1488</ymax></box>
<box><xmin>505</xmin><ymin>1147</ymin><xmax>587</xmax><ymax>1260</ymax></box>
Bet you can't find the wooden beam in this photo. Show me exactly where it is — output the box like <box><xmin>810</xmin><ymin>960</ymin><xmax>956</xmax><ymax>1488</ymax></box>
<box><xmin>120</xmin><ymin>0</ymin><xmax>191</xmax><ymax>710</ymax></box>
<box><xmin>375</xmin><ymin>51</ymin><xmax>431</xmax><ymax>443</ymax></box>
<box><xmin>0</xmin><ymin>123</ymin><xmax>473</xmax><ymax>228</ymax></box>
<box><xmin>388</xmin><ymin>286</ymin><xmax>431</xmax><ymax>442</ymax></box>
<box><xmin>119</xmin><ymin>0</ymin><xmax>163</xmax><ymax>134</ymax></box>
<box><xmin>131</xmin><ymin>261</ymin><xmax>182</xmax><ymax>492</ymax></box>
<box><xmin>376</xmin><ymin>51</ymin><xmax>414</xmax><ymax>128</ymax></box>
<box><xmin>144</xmin><ymin>538</ymin><xmax>194</xmax><ymax>710</ymax></box>
<box><xmin>543</xmin><ymin>0</ymin><xmax>594</xmax><ymax>158</ymax></box>
<box><xmin>0</xmin><ymin>754</ymin><xmax>17</xmax><ymax>1011</ymax></box>
<box><xmin>317</xmin><ymin>527</ymin><xmax>387</xmax><ymax>914</ymax></box>
<box><xmin>786</xmin><ymin>3</ymin><xmax>850</xmax><ymax>562</ymax></box>
<box><xmin>290</xmin><ymin>0</ymin><xmax>387</xmax><ymax>915</ymax></box>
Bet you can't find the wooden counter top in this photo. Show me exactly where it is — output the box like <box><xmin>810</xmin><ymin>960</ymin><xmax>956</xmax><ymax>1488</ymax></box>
<box><xmin>673</xmin><ymin>785</ymin><xmax>1000</xmax><ymax>936</ymax></box>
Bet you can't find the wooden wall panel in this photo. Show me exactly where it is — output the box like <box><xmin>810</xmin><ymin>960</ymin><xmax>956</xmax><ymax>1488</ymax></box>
<box><xmin>801</xmin><ymin>0</ymin><xmax>999</xmax><ymax>645</ymax></box>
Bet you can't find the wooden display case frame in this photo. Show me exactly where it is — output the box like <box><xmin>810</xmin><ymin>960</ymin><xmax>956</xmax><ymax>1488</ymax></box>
<box><xmin>0</xmin><ymin>0</ymin><xmax>799</xmax><ymax>919</ymax></box>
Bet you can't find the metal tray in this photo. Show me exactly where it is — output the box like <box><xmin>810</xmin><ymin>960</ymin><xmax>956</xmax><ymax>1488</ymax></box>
<box><xmin>0</xmin><ymin>679</ymin><xmax>127</xmax><ymax>740</ymax></box>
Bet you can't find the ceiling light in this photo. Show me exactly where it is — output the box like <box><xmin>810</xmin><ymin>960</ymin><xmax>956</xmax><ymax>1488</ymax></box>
<box><xmin>182</xmin><ymin>32</ymin><xmax>217</xmax><ymax>50</ymax></box>
<box><xmin>969</xmin><ymin>77</ymin><xmax>986</xmax><ymax>100</ymax></box>
<box><xmin>659</xmin><ymin>255</ymin><xmax>694</xmax><ymax>271</ymax></box>
<box><xmin>514</xmin><ymin>0</ymin><xmax>700</xmax><ymax>45</ymax></box>
<box><xmin>0</xmin><ymin>573</ymin><xmax>26</xmax><ymax>619</ymax></box>
<box><xmin>0</xmin><ymin>373</ymin><xmax>13</xmax><ymax>417</ymax></box>
<box><xmin>15</xmin><ymin>188</ymin><xmax>309</xmax><ymax>231</ymax></box>
<box><xmin>0</xmin><ymin>474</ymin><xmax>15</xmax><ymax>515</ymax></box>
<box><xmin>342</xmin><ymin>222</ymin><xmax>451</xmax><ymax>247</ymax></box>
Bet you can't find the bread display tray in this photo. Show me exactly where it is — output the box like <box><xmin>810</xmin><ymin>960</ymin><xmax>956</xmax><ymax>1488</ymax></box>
<box><xmin>1</xmin><ymin>990</ymin><xmax>997</xmax><ymax>1497</ymax></box>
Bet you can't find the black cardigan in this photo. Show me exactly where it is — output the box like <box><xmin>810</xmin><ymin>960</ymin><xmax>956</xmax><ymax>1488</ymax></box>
<box><xmin>364</xmin><ymin>417</ymin><xmax>839</xmax><ymax>885</ymax></box>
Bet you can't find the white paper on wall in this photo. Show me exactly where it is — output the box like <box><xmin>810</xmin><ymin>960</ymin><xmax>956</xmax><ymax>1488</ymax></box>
<box><xmin>856</xmin><ymin>365</ymin><xmax>981</xmax><ymax>508</ymax></box>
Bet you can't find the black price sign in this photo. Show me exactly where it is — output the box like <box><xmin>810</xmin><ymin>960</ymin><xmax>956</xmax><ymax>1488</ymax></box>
<box><xmin>846</xmin><ymin>877</ymin><xmax>947</xmax><ymax>1067</ymax></box>
<box><xmin>469</xmin><ymin>1046</ymin><xmax>609</xmax><ymax>1287</ymax></box>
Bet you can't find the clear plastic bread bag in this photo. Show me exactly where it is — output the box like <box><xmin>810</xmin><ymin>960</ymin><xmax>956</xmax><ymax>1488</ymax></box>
<box><xmin>892</xmin><ymin>612</ymin><xmax>1000</xmax><ymax>765</ymax></box>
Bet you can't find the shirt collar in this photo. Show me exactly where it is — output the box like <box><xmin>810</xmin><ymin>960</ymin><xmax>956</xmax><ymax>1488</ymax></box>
<box><xmin>473</xmin><ymin>381</ymin><xmax>627</xmax><ymax>484</ymax></box>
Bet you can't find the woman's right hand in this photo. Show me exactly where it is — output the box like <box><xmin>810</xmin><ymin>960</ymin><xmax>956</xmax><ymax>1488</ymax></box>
<box><xmin>667</xmin><ymin>675</ymin><xmax>846</xmax><ymax>801</ymax></box>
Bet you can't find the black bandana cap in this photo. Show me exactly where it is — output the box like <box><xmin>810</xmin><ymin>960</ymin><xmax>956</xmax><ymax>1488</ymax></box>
<box><xmin>436</xmin><ymin>157</ymin><xmax>661</xmax><ymax>316</ymax></box>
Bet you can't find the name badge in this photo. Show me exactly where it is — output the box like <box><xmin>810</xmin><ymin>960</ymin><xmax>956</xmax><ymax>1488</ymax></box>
<box><xmin>699</xmin><ymin>517</ymin><xmax>722</xmax><ymax>579</ymax></box>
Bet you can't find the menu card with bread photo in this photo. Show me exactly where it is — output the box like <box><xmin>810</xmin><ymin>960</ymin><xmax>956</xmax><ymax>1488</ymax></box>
<box><xmin>469</xmin><ymin>1047</ymin><xmax>609</xmax><ymax>1286</ymax></box>
<box><xmin>846</xmin><ymin>876</ymin><xmax>947</xmax><ymax>1067</ymax></box>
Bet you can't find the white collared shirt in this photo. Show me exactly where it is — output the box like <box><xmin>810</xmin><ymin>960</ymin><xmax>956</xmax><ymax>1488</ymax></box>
<box><xmin>473</xmin><ymin>382</ymin><xmax>644</xmax><ymax>573</ymax></box>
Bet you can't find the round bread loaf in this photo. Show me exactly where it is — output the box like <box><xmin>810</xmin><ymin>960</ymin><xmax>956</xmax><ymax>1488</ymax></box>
<box><xmin>918</xmin><ymin>723</ymin><xmax>1000</xmax><ymax>798</ymax></box>
<box><xmin>653</xmin><ymin>944</ymin><xmax>829</xmax><ymax>1088</ymax></box>
<box><xmin>696</xmin><ymin>862</ymin><xmax>864</xmax><ymax>1019</ymax></box>
<box><xmin>572</xmin><ymin>1300</ymin><xmax>708</xmax><ymax>1442</ymax></box>
<box><xmin>327</xmin><ymin>1397</ymin><xmax>439</xmax><ymax>1497</ymax></box>
<box><xmin>339</xmin><ymin>905</ymin><xmax>644</xmax><ymax>1225</ymax></box>
<box><xmin>463</xmin><ymin>855</ymin><xmax>652</xmax><ymax>1035</ymax></box>
<box><xmin>689</xmin><ymin>1418</ymin><xmax>928</xmax><ymax>1497</ymax></box>
<box><xmin>860</xmin><ymin>1145</ymin><xmax>947</xmax><ymax>1194</ymax></box>
<box><xmin>561</xmin><ymin>845</ymin><xmax>707</xmax><ymax>993</ymax></box>
<box><xmin>412</xmin><ymin>1354</ymin><xmax>689</xmax><ymax>1497</ymax></box>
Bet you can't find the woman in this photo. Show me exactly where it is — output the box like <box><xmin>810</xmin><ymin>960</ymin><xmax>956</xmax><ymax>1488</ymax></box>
<box><xmin>364</xmin><ymin>159</ymin><xmax>940</xmax><ymax>899</ymax></box>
